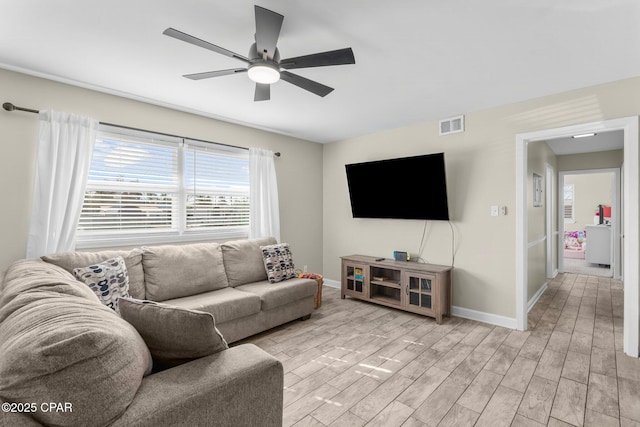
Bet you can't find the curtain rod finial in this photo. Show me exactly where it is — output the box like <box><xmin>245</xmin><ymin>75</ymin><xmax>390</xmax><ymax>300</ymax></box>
<box><xmin>3</xmin><ymin>102</ymin><xmax>16</xmax><ymax>111</ymax></box>
<box><xmin>274</xmin><ymin>152</ymin><xmax>281</xmax><ymax>157</ymax></box>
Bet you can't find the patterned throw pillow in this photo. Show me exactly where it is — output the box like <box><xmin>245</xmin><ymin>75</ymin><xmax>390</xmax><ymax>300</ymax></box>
<box><xmin>260</xmin><ymin>243</ymin><xmax>296</xmax><ymax>283</ymax></box>
<box><xmin>73</xmin><ymin>256</ymin><xmax>130</xmax><ymax>312</ymax></box>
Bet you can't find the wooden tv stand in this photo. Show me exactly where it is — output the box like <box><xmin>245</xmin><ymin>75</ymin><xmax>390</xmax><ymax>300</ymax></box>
<box><xmin>341</xmin><ymin>255</ymin><xmax>452</xmax><ymax>324</ymax></box>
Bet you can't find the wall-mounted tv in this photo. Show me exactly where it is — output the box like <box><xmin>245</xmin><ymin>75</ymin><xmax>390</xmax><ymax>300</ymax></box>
<box><xmin>345</xmin><ymin>152</ymin><xmax>450</xmax><ymax>221</ymax></box>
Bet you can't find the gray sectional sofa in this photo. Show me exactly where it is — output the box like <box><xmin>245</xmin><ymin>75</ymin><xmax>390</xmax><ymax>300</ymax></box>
<box><xmin>0</xmin><ymin>237</ymin><xmax>317</xmax><ymax>426</ymax></box>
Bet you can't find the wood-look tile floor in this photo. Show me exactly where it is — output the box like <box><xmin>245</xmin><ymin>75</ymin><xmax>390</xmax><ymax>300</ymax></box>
<box><xmin>563</xmin><ymin>258</ymin><xmax>612</xmax><ymax>278</ymax></box>
<box><xmin>241</xmin><ymin>273</ymin><xmax>640</xmax><ymax>426</ymax></box>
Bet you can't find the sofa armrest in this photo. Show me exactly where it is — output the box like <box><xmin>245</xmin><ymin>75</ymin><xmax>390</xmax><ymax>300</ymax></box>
<box><xmin>112</xmin><ymin>344</ymin><xmax>283</xmax><ymax>427</ymax></box>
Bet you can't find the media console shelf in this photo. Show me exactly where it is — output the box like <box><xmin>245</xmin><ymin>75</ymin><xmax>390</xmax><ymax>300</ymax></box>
<box><xmin>341</xmin><ymin>255</ymin><xmax>452</xmax><ymax>324</ymax></box>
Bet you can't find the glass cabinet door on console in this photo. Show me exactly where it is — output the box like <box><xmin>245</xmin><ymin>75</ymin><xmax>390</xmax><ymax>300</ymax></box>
<box><xmin>403</xmin><ymin>272</ymin><xmax>437</xmax><ymax>318</ymax></box>
<box><xmin>342</xmin><ymin>263</ymin><xmax>368</xmax><ymax>299</ymax></box>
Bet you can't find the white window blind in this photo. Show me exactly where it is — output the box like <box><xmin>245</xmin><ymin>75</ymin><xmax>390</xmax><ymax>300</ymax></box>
<box><xmin>564</xmin><ymin>184</ymin><xmax>575</xmax><ymax>223</ymax></box>
<box><xmin>77</xmin><ymin>126</ymin><xmax>249</xmax><ymax>248</ymax></box>
<box><xmin>184</xmin><ymin>140</ymin><xmax>250</xmax><ymax>230</ymax></box>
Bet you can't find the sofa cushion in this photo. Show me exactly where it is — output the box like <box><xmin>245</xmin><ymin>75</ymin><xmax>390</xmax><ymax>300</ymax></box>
<box><xmin>73</xmin><ymin>256</ymin><xmax>130</xmax><ymax>312</ymax></box>
<box><xmin>0</xmin><ymin>290</ymin><xmax>152</xmax><ymax>427</ymax></box>
<box><xmin>260</xmin><ymin>242</ymin><xmax>296</xmax><ymax>283</ymax></box>
<box><xmin>162</xmin><ymin>287</ymin><xmax>261</xmax><ymax>324</ymax></box>
<box><xmin>0</xmin><ymin>259</ymin><xmax>99</xmax><ymax>312</ymax></box>
<box><xmin>221</xmin><ymin>237</ymin><xmax>277</xmax><ymax>287</ymax></box>
<box><xmin>142</xmin><ymin>243</ymin><xmax>228</xmax><ymax>301</ymax></box>
<box><xmin>235</xmin><ymin>278</ymin><xmax>317</xmax><ymax>311</ymax></box>
<box><xmin>42</xmin><ymin>248</ymin><xmax>145</xmax><ymax>299</ymax></box>
<box><xmin>119</xmin><ymin>297</ymin><xmax>228</xmax><ymax>369</ymax></box>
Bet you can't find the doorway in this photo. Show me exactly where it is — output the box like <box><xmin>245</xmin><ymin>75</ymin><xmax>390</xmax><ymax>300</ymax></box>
<box><xmin>558</xmin><ymin>169</ymin><xmax>620</xmax><ymax>279</ymax></box>
<box><xmin>516</xmin><ymin>116</ymin><xmax>639</xmax><ymax>357</ymax></box>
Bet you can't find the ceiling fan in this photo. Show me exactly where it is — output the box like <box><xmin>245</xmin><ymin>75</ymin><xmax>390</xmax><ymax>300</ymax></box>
<box><xmin>163</xmin><ymin>5</ymin><xmax>355</xmax><ymax>101</ymax></box>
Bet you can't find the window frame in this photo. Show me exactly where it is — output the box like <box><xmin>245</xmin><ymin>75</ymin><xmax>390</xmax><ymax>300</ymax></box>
<box><xmin>563</xmin><ymin>183</ymin><xmax>575</xmax><ymax>224</ymax></box>
<box><xmin>76</xmin><ymin>125</ymin><xmax>250</xmax><ymax>249</ymax></box>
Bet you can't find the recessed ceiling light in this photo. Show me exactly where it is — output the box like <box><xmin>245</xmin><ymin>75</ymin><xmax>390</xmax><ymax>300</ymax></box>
<box><xmin>572</xmin><ymin>133</ymin><xmax>596</xmax><ymax>139</ymax></box>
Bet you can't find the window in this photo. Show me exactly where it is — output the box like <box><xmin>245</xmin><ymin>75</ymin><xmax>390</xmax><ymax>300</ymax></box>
<box><xmin>183</xmin><ymin>141</ymin><xmax>250</xmax><ymax>230</ymax></box>
<box><xmin>77</xmin><ymin>125</ymin><xmax>249</xmax><ymax>248</ymax></box>
<box><xmin>563</xmin><ymin>184</ymin><xmax>575</xmax><ymax>223</ymax></box>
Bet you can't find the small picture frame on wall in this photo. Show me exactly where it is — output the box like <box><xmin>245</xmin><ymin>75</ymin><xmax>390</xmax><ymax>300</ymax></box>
<box><xmin>533</xmin><ymin>173</ymin><xmax>543</xmax><ymax>207</ymax></box>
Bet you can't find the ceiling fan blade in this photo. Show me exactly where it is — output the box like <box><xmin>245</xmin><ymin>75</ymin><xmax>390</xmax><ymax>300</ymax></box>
<box><xmin>280</xmin><ymin>48</ymin><xmax>355</xmax><ymax>69</ymax></box>
<box><xmin>254</xmin><ymin>6</ymin><xmax>284</xmax><ymax>59</ymax></box>
<box><xmin>184</xmin><ymin>68</ymin><xmax>247</xmax><ymax>80</ymax></box>
<box><xmin>254</xmin><ymin>83</ymin><xmax>271</xmax><ymax>101</ymax></box>
<box><xmin>280</xmin><ymin>71</ymin><xmax>334</xmax><ymax>97</ymax></box>
<box><xmin>163</xmin><ymin>27</ymin><xmax>250</xmax><ymax>63</ymax></box>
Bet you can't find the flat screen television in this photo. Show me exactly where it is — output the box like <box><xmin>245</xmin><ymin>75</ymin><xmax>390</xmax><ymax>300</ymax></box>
<box><xmin>345</xmin><ymin>152</ymin><xmax>450</xmax><ymax>220</ymax></box>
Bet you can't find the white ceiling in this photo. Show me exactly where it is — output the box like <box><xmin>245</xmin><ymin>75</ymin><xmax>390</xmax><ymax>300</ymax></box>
<box><xmin>1</xmin><ymin>0</ymin><xmax>640</xmax><ymax>144</ymax></box>
<box><xmin>546</xmin><ymin>130</ymin><xmax>624</xmax><ymax>156</ymax></box>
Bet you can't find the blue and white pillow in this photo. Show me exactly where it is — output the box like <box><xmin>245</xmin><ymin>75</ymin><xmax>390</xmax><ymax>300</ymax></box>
<box><xmin>260</xmin><ymin>243</ymin><xmax>296</xmax><ymax>283</ymax></box>
<box><xmin>73</xmin><ymin>256</ymin><xmax>130</xmax><ymax>312</ymax></box>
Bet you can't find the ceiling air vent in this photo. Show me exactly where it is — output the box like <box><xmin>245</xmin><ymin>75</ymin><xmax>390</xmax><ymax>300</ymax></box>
<box><xmin>439</xmin><ymin>115</ymin><xmax>464</xmax><ymax>136</ymax></box>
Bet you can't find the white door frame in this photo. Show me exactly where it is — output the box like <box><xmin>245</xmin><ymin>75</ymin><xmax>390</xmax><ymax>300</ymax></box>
<box><xmin>516</xmin><ymin>117</ymin><xmax>639</xmax><ymax>357</ymax></box>
<box><xmin>545</xmin><ymin>163</ymin><xmax>555</xmax><ymax>279</ymax></box>
<box><xmin>557</xmin><ymin>168</ymin><xmax>621</xmax><ymax>279</ymax></box>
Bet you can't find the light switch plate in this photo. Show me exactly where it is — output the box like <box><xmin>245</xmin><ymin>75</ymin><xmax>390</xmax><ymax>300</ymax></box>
<box><xmin>491</xmin><ymin>206</ymin><xmax>499</xmax><ymax>217</ymax></box>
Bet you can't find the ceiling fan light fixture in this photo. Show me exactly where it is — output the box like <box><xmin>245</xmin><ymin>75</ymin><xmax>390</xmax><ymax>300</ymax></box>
<box><xmin>248</xmin><ymin>62</ymin><xmax>280</xmax><ymax>84</ymax></box>
<box><xmin>164</xmin><ymin>5</ymin><xmax>355</xmax><ymax>101</ymax></box>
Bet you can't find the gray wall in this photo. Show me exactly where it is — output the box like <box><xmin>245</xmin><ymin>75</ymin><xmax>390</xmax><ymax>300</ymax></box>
<box><xmin>564</xmin><ymin>172</ymin><xmax>615</xmax><ymax>232</ymax></box>
<box><xmin>527</xmin><ymin>141</ymin><xmax>557</xmax><ymax>302</ymax></box>
<box><xmin>323</xmin><ymin>76</ymin><xmax>640</xmax><ymax>320</ymax></box>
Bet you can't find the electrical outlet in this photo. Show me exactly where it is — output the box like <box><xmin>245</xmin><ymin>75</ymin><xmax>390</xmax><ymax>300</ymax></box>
<box><xmin>500</xmin><ymin>206</ymin><xmax>507</xmax><ymax>215</ymax></box>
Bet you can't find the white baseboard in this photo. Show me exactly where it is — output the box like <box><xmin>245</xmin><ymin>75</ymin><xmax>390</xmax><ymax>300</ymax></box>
<box><xmin>451</xmin><ymin>305</ymin><xmax>517</xmax><ymax>329</ymax></box>
<box><xmin>324</xmin><ymin>278</ymin><xmax>516</xmax><ymax>329</ymax></box>
<box><xmin>323</xmin><ymin>278</ymin><xmax>341</xmax><ymax>289</ymax></box>
<box><xmin>528</xmin><ymin>282</ymin><xmax>548</xmax><ymax>311</ymax></box>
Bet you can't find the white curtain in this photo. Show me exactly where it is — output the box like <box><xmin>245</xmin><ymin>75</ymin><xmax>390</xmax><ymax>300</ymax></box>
<box><xmin>249</xmin><ymin>147</ymin><xmax>280</xmax><ymax>241</ymax></box>
<box><xmin>26</xmin><ymin>110</ymin><xmax>99</xmax><ymax>258</ymax></box>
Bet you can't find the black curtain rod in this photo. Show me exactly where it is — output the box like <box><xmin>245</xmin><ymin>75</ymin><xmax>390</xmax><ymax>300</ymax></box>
<box><xmin>2</xmin><ymin>102</ymin><xmax>281</xmax><ymax>157</ymax></box>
